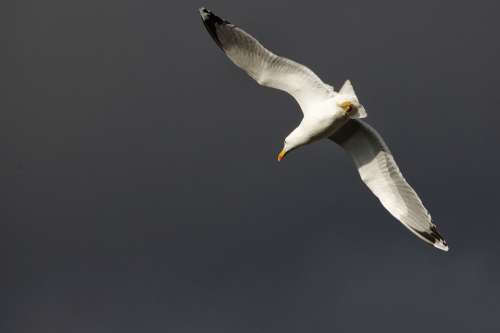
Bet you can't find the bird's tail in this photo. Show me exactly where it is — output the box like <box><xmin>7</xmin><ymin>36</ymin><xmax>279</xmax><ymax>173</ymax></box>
<box><xmin>340</xmin><ymin>80</ymin><xmax>367</xmax><ymax>119</ymax></box>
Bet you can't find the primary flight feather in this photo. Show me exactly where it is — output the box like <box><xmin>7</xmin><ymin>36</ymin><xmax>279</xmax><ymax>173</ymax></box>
<box><xmin>199</xmin><ymin>7</ymin><xmax>448</xmax><ymax>251</ymax></box>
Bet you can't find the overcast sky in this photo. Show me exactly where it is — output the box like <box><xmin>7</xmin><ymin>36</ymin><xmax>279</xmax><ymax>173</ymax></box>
<box><xmin>4</xmin><ymin>0</ymin><xmax>500</xmax><ymax>332</ymax></box>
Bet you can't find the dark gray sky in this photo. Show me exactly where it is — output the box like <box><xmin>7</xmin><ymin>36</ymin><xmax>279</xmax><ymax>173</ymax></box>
<box><xmin>4</xmin><ymin>0</ymin><xmax>500</xmax><ymax>332</ymax></box>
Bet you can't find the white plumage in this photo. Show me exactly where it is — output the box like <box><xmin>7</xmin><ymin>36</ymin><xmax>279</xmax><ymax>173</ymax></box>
<box><xmin>199</xmin><ymin>7</ymin><xmax>448</xmax><ymax>251</ymax></box>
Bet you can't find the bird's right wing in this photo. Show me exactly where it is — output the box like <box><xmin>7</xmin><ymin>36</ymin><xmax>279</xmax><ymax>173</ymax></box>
<box><xmin>330</xmin><ymin>119</ymin><xmax>449</xmax><ymax>251</ymax></box>
<box><xmin>199</xmin><ymin>8</ymin><xmax>333</xmax><ymax>112</ymax></box>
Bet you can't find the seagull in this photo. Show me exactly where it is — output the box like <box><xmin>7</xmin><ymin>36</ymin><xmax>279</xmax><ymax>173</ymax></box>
<box><xmin>198</xmin><ymin>7</ymin><xmax>449</xmax><ymax>252</ymax></box>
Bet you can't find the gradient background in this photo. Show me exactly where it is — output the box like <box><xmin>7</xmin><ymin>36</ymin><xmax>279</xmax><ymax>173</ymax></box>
<box><xmin>5</xmin><ymin>0</ymin><xmax>500</xmax><ymax>331</ymax></box>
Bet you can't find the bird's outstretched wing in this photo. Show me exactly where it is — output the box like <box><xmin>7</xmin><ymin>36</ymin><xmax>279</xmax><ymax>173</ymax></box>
<box><xmin>330</xmin><ymin>119</ymin><xmax>449</xmax><ymax>251</ymax></box>
<box><xmin>199</xmin><ymin>7</ymin><xmax>333</xmax><ymax>112</ymax></box>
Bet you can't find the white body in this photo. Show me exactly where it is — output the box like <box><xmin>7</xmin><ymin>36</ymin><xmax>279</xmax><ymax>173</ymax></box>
<box><xmin>299</xmin><ymin>98</ymin><xmax>348</xmax><ymax>141</ymax></box>
<box><xmin>200</xmin><ymin>7</ymin><xmax>449</xmax><ymax>251</ymax></box>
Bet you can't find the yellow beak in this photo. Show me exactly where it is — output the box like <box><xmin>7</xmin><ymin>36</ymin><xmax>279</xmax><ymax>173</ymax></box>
<box><xmin>277</xmin><ymin>148</ymin><xmax>287</xmax><ymax>161</ymax></box>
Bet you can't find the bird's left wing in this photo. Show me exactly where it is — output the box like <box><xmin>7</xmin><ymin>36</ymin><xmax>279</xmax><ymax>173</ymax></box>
<box><xmin>199</xmin><ymin>7</ymin><xmax>333</xmax><ymax>112</ymax></box>
<box><xmin>330</xmin><ymin>119</ymin><xmax>449</xmax><ymax>251</ymax></box>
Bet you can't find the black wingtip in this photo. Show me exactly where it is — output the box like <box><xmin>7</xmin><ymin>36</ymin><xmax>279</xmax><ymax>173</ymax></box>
<box><xmin>416</xmin><ymin>226</ymin><xmax>449</xmax><ymax>252</ymax></box>
<box><xmin>198</xmin><ymin>7</ymin><xmax>209</xmax><ymax>19</ymax></box>
<box><xmin>198</xmin><ymin>7</ymin><xmax>230</xmax><ymax>24</ymax></box>
<box><xmin>198</xmin><ymin>7</ymin><xmax>231</xmax><ymax>49</ymax></box>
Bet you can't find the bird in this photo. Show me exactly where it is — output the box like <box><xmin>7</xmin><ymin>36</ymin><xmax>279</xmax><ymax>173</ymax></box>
<box><xmin>198</xmin><ymin>7</ymin><xmax>449</xmax><ymax>252</ymax></box>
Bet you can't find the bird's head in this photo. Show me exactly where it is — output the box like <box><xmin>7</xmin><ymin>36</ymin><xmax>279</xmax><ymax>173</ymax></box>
<box><xmin>277</xmin><ymin>127</ymin><xmax>310</xmax><ymax>161</ymax></box>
